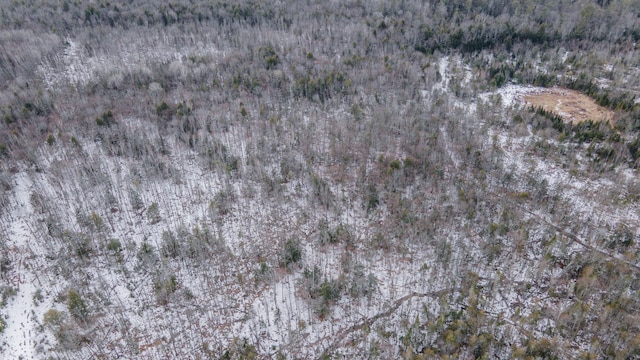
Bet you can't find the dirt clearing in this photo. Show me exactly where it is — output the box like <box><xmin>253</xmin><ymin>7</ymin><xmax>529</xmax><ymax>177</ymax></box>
<box><xmin>523</xmin><ymin>87</ymin><xmax>614</xmax><ymax>124</ymax></box>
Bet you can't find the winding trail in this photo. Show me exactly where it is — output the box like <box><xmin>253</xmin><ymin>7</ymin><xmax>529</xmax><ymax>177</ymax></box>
<box><xmin>317</xmin><ymin>288</ymin><xmax>456</xmax><ymax>359</ymax></box>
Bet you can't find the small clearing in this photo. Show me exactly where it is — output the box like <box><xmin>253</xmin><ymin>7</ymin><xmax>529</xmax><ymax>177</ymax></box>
<box><xmin>522</xmin><ymin>87</ymin><xmax>614</xmax><ymax>123</ymax></box>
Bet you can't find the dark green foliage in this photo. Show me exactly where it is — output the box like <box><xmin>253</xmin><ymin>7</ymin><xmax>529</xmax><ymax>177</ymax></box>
<box><xmin>63</xmin><ymin>231</ymin><xmax>92</xmax><ymax>258</ymax></box>
<box><xmin>348</xmin><ymin>265</ymin><xmax>377</xmax><ymax>297</ymax></box>
<box><xmin>2</xmin><ymin>109</ymin><xmax>16</xmax><ymax>125</ymax></box>
<box><xmin>67</xmin><ymin>290</ymin><xmax>88</xmax><ymax>321</ymax></box>
<box><xmin>95</xmin><ymin>110</ymin><xmax>115</xmax><ymax>127</ymax></box>
<box><xmin>0</xmin><ymin>258</ymin><xmax>10</xmax><ymax>275</ymax></box>
<box><xmin>211</xmin><ymin>190</ymin><xmax>234</xmax><ymax>218</ymax></box>
<box><xmin>200</xmin><ymin>138</ymin><xmax>238</xmax><ymax>172</ymax></box>
<box><xmin>156</xmin><ymin>101</ymin><xmax>172</xmax><ymax>120</ymax></box>
<box><xmin>220</xmin><ymin>338</ymin><xmax>258</xmax><ymax>360</ymax></box>
<box><xmin>292</xmin><ymin>71</ymin><xmax>349</xmax><ymax>103</ymax></box>
<box><xmin>571</xmin><ymin>120</ymin><xmax>607</xmax><ymax>143</ymax></box>
<box><xmin>532</xmin><ymin>73</ymin><xmax>556</xmax><ymax>87</ymax></box>
<box><xmin>526</xmin><ymin>103</ymin><xmax>640</xmax><ymax>167</ymax></box>
<box><xmin>136</xmin><ymin>242</ymin><xmax>158</xmax><ymax>270</ymax></box>
<box><xmin>487</xmin><ymin>223</ymin><xmax>508</xmax><ymax>237</ymax></box>
<box><xmin>2</xmin><ymin>1</ymin><xmax>640</xmax><ymax>358</ymax></box>
<box><xmin>43</xmin><ymin>305</ymin><xmax>90</xmax><ymax>350</ymax></box>
<box><xmin>159</xmin><ymin>225</ymin><xmax>222</xmax><ymax>261</ymax></box>
<box><xmin>565</xmin><ymin>74</ymin><xmax>638</xmax><ymax>112</ymax></box>
<box><xmin>389</xmin><ymin>159</ymin><xmax>402</xmax><ymax>171</ymax></box>
<box><xmin>0</xmin><ymin>286</ymin><xmax>17</xmax><ymax>308</ymax></box>
<box><xmin>310</xmin><ymin>173</ymin><xmax>332</xmax><ymax>207</ymax></box>
<box><xmin>413</xmin><ymin>277</ymin><xmax>504</xmax><ymax>358</ymax></box>
<box><xmin>522</xmin><ymin>338</ymin><xmax>560</xmax><ymax>359</ymax></box>
<box><xmin>318</xmin><ymin>222</ymin><xmax>354</xmax><ymax>246</ymax></box>
<box><xmin>161</xmin><ymin>230</ymin><xmax>180</xmax><ymax>258</ymax></box>
<box><xmin>225</xmin><ymin>156</ymin><xmax>239</xmax><ymax>172</ymax></box>
<box><xmin>21</xmin><ymin>101</ymin><xmax>49</xmax><ymax>117</ymax></box>
<box><xmin>414</xmin><ymin>22</ymin><xmax>559</xmax><ymax>55</ymax></box>
<box><xmin>260</xmin><ymin>45</ymin><xmax>280</xmax><ymax>70</ymax></box>
<box><xmin>176</xmin><ymin>102</ymin><xmax>191</xmax><ymax>117</ymax></box>
<box><xmin>531</xmin><ymin>106</ymin><xmax>565</xmax><ymax>133</ymax></box>
<box><xmin>317</xmin><ymin>279</ymin><xmax>342</xmax><ymax>303</ymax></box>
<box><xmin>254</xmin><ymin>261</ymin><xmax>272</xmax><ymax>283</ymax></box>
<box><xmin>488</xmin><ymin>64</ymin><xmax>516</xmax><ymax>88</ymax></box>
<box><xmin>146</xmin><ymin>202</ymin><xmax>161</xmax><ymax>224</ymax></box>
<box><xmin>279</xmin><ymin>239</ymin><xmax>302</xmax><ymax>268</ymax></box>
<box><xmin>302</xmin><ymin>266</ymin><xmax>344</xmax><ymax>318</ymax></box>
<box><xmin>128</xmin><ymin>188</ymin><xmax>144</xmax><ymax>211</ymax></box>
<box><xmin>606</xmin><ymin>226</ymin><xmax>635</xmax><ymax>250</ymax></box>
<box><xmin>365</xmin><ymin>184</ymin><xmax>379</xmax><ymax>213</ymax></box>
<box><xmin>106</xmin><ymin>239</ymin><xmax>121</xmax><ymax>252</ymax></box>
<box><xmin>627</xmin><ymin>134</ymin><xmax>640</xmax><ymax>163</ymax></box>
<box><xmin>153</xmin><ymin>274</ymin><xmax>178</xmax><ymax>304</ymax></box>
<box><xmin>84</xmin><ymin>6</ymin><xmax>98</xmax><ymax>24</ymax></box>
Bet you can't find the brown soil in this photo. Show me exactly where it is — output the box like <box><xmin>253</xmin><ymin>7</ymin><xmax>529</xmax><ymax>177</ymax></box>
<box><xmin>523</xmin><ymin>87</ymin><xmax>614</xmax><ymax>124</ymax></box>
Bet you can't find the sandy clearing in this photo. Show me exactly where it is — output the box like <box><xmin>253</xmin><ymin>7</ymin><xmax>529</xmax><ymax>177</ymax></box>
<box><xmin>522</xmin><ymin>87</ymin><xmax>614</xmax><ymax>123</ymax></box>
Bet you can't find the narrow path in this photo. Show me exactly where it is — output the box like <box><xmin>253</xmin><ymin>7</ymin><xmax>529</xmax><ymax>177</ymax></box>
<box><xmin>317</xmin><ymin>288</ymin><xmax>455</xmax><ymax>359</ymax></box>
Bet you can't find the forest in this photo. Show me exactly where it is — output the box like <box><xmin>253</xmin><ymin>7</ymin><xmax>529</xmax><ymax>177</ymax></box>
<box><xmin>1</xmin><ymin>0</ymin><xmax>640</xmax><ymax>359</ymax></box>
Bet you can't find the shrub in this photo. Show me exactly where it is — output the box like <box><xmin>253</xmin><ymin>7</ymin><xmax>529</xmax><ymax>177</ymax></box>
<box><xmin>318</xmin><ymin>220</ymin><xmax>332</xmax><ymax>245</ymax></box>
<box><xmin>348</xmin><ymin>266</ymin><xmax>377</xmax><ymax>297</ymax></box>
<box><xmin>67</xmin><ymin>290</ymin><xmax>88</xmax><ymax>321</ymax></box>
<box><xmin>161</xmin><ymin>230</ymin><xmax>180</xmax><ymax>258</ymax></box>
<box><xmin>311</xmin><ymin>174</ymin><xmax>332</xmax><ymax>207</ymax></box>
<box><xmin>210</xmin><ymin>190</ymin><xmax>234</xmax><ymax>219</ymax></box>
<box><xmin>63</xmin><ymin>231</ymin><xmax>92</xmax><ymax>258</ymax></box>
<box><xmin>224</xmin><ymin>338</ymin><xmax>258</xmax><ymax>359</ymax></box>
<box><xmin>389</xmin><ymin>159</ymin><xmax>402</xmax><ymax>171</ymax></box>
<box><xmin>318</xmin><ymin>221</ymin><xmax>354</xmax><ymax>245</ymax></box>
<box><xmin>524</xmin><ymin>337</ymin><xmax>559</xmax><ymax>359</ymax></box>
<box><xmin>302</xmin><ymin>266</ymin><xmax>345</xmax><ymax>318</ymax></box>
<box><xmin>90</xmin><ymin>211</ymin><xmax>104</xmax><ymax>231</ymax></box>
<box><xmin>365</xmin><ymin>184</ymin><xmax>380</xmax><ymax>214</ymax></box>
<box><xmin>279</xmin><ymin>239</ymin><xmax>302</xmax><ymax>268</ymax></box>
<box><xmin>128</xmin><ymin>188</ymin><xmax>144</xmax><ymax>211</ymax></box>
<box><xmin>154</xmin><ymin>274</ymin><xmax>178</xmax><ymax>304</ymax></box>
<box><xmin>318</xmin><ymin>280</ymin><xmax>342</xmax><ymax>303</ymax></box>
<box><xmin>106</xmin><ymin>239</ymin><xmax>121</xmax><ymax>252</ymax></box>
<box><xmin>254</xmin><ymin>261</ymin><xmax>272</xmax><ymax>283</ymax></box>
<box><xmin>156</xmin><ymin>101</ymin><xmax>172</xmax><ymax>120</ymax></box>
<box><xmin>33</xmin><ymin>289</ymin><xmax>44</xmax><ymax>306</ymax></box>
<box><xmin>370</xmin><ymin>232</ymin><xmax>390</xmax><ymax>250</ymax></box>
<box><xmin>43</xmin><ymin>308</ymin><xmax>88</xmax><ymax>350</ymax></box>
<box><xmin>0</xmin><ymin>286</ymin><xmax>17</xmax><ymax>307</ymax></box>
<box><xmin>43</xmin><ymin>309</ymin><xmax>65</xmax><ymax>329</ymax></box>
<box><xmin>95</xmin><ymin>110</ymin><xmax>115</xmax><ymax>127</ymax></box>
<box><xmin>147</xmin><ymin>202</ymin><xmax>161</xmax><ymax>224</ymax></box>
<box><xmin>260</xmin><ymin>45</ymin><xmax>280</xmax><ymax>70</ymax></box>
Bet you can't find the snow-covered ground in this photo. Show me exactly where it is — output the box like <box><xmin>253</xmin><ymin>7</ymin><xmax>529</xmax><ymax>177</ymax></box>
<box><xmin>2</xmin><ymin>50</ymin><xmax>637</xmax><ymax>359</ymax></box>
<box><xmin>479</xmin><ymin>84</ymin><xmax>546</xmax><ymax>108</ymax></box>
<box><xmin>38</xmin><ymin>36</ymin><xmax>222</xmax><ymax>91</ymax></box>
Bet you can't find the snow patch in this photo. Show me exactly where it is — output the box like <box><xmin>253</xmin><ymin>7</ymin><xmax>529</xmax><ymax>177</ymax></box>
<box><xmin>479</xmin><ymin>84</ymin><xmax>547</xmax><ymax>108</ymax></box>
<box><xmin>38</xmin><ymin>37</ymin><xmax>221</xmax><ymax>90</ymax></box>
